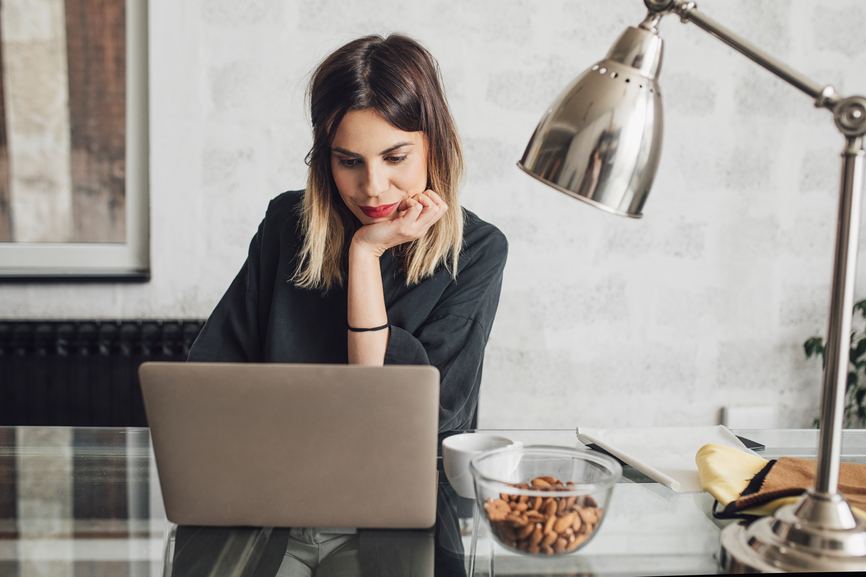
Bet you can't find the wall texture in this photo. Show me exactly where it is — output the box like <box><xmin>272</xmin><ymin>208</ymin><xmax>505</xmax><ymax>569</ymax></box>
<box><xmin>2</xmin><ymin>0</ymin><xmax>866</xmax><ymax>429</ymax></box>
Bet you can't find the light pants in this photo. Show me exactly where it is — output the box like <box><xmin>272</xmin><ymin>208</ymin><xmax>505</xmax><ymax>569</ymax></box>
<box><xmin>275</xmin><ymin>527</ymin><xmax>362</xmax><ymax>577</ymax></box>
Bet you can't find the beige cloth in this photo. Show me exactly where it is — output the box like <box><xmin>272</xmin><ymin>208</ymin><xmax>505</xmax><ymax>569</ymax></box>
<box><xmin>739</xmin><ymin>456</ymin><xmax>866</xmax><ymax>513</ymax></box>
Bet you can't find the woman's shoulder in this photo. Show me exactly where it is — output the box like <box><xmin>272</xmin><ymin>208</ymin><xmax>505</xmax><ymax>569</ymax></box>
<box><xmin>461</xmin><ymin>207</ymin><xmax>508</xmax><ymax>260</ymax></box>
<box><xmin>265</xmin><ymin>190</ymin><xmax>305</xmax><ymax>222</ymax></box>
<box><xmin>246</xmin><ymin>190</ymin><xmax>306</xmax><ymax>260</ymax></box>
<box><xmin>457</xmin><ymin>208</ymin><xmax>508</xmax><ymax>277</ymax></box>
<box><xmin>255</xmin><ymin>190</ymin><xmax>305</xmax><ymax>240</ymax></box>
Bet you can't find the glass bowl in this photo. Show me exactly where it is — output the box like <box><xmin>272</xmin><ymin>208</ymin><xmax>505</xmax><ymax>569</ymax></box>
<box><xmin>469</xmin><ymin>445</ymin><xmax>622</xmax><ymax>556</ymax></box>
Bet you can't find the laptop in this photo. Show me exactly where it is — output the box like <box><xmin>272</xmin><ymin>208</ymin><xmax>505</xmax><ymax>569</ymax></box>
<box><xmin>139</xmin><ymin>362</ymin><xmax>440</xmax><ymax>529</ymax></box>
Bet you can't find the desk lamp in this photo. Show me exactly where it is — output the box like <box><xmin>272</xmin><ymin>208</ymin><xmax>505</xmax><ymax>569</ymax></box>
<box><xmin>518</xmin><ymin>0</ymin><xmax>866</xmax><ymax>572</ymax></box>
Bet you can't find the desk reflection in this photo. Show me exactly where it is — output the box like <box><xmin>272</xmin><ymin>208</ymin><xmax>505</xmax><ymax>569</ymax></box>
<box><xmin>166</xmin><ymin>485</ymin><xmax>468</xmax><ymax>577</ymax></box>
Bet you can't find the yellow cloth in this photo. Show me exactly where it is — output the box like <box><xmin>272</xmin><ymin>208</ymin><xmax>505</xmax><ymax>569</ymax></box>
<box><xmin>695</xmin><ymin>444</ymin><xmax>784</xmax><ymax>516</ymax></box>
<box><xmin>695</xmin><ymin>444</ymin><xmax>766</xmax><ymax>505</ymax></box>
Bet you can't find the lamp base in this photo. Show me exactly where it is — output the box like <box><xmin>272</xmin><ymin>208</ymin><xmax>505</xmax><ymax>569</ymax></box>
<box><xmin>719</xmin><ymin>489</ymin><xmax>866</xmax><ymax>573</ymax></box>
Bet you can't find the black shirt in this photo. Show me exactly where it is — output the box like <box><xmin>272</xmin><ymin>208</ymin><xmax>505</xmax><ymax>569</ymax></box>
<box><xmin>188</xmin><ymin>190</ymin><xmax>508</xmax><ymax>432</ymax></box>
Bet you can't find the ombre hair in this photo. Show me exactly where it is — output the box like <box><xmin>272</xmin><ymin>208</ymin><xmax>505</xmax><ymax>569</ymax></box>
<box><xmin>293</xmin><ymin>34</ymin><xmax>464</xmax><ymax>291</ymax></box>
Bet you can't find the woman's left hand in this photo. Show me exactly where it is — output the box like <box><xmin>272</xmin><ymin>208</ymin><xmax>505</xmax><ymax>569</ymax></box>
<box><xmin>351</xmin><ymin>190</ymin><xmax>448</xmax><ymax>257</ymax></box>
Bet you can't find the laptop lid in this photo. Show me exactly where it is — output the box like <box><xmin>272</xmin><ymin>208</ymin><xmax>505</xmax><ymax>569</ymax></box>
<box><xmin>139</xmin><ymin>362</ymin><xmax>440</xmax><ymax>529</ymax></box>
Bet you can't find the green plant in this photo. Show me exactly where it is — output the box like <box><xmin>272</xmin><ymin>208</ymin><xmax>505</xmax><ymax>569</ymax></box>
<box><xmin>804</xmin><ymin>299</ymin><xmax>866</xmax><ymax>428</ymax></box>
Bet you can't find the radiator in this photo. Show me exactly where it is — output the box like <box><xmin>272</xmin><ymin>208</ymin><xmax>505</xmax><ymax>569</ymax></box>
<box><xmin>0</xmin><ymin>320</ymin><xmax>203</xmax><ymax>427</ymax></box>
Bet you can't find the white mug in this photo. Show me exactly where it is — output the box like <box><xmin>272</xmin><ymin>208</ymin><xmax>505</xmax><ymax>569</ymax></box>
<box><xmin>442</xmin><ymin>433</ymin><xmax>513</xmax><ymax>499</ymax></box>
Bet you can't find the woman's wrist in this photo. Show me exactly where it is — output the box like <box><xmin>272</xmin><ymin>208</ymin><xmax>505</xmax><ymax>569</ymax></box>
<box><xmin>349</xmin><ymin>234</ymin><xmax>386</xmax><ymax>261</ymax></box>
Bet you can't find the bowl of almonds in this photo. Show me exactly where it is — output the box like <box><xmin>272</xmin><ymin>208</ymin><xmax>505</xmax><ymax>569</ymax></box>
<box><xmin>469</xmin><ymin>445</ymin><xmax>621</xmax><ymax>556</ymax></box>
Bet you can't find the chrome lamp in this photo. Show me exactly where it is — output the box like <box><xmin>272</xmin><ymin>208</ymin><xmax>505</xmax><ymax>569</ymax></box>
<box><xmin>518</xmin><ymin>0</ymin><xmax>866</xmax><ymax>572</ymax></box>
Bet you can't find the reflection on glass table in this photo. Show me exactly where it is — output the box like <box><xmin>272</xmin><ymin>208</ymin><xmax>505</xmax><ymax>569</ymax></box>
<box><xmin>2</xmin><ymin>427</ymin><xmax>865</xmax><ymax>576</ymax></box>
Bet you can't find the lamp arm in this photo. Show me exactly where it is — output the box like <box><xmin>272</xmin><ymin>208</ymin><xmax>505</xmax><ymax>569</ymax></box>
<box><xmin>643</xmin><ymin>0</ymin><xmax>840</xmax><ymax>110</ymax></box>
<box><xmin>667</xmin><ymin>1</ymin><xmax>866</xmax><ymax>139</ymax></box>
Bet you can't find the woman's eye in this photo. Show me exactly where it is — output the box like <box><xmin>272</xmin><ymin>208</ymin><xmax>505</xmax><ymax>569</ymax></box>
<box><xmin>338</xmin><ymin>158</ymin><xmax>361</xmax><ymax>168</ymax></box>
<box><xmin>385</xmin><ymin>155</ymin><xmax>407</xmax><ymax>164</ymax></box>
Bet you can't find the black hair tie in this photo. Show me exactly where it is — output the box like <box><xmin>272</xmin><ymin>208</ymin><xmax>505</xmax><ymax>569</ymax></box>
<box><xmin>347</xmin><ymin>323</ymin><xmax>390</xmax><ymax>332</ymax></box>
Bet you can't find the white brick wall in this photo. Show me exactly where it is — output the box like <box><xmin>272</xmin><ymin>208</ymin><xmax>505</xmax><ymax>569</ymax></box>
<box><xmin>3</xmin><ymin>0</ymin><xmax>866</xmax><ymax>428</ymax></box>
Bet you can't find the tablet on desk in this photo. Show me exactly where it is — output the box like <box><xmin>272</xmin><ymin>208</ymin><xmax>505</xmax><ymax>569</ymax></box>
<box><xmin>140</xmin><ymin>362</ymin><xmax>440</xmax><ymax>529</ymax></box>
<box><xmin>586</xmin><ymin>434</ymin><xmax>766</xmax><ymax>466</ymax></box>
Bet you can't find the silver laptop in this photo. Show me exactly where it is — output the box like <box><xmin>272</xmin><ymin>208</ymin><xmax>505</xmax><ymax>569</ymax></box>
<box><xmin>139</xmin><ymin>362</ymin><xmax>440</xmax><ymax>529</ymax></box>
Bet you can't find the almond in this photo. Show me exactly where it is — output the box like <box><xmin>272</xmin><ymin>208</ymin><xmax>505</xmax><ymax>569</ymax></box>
<box><xmin>578</xmin><ymin>507</ymin><xmax>595</xmax><ymax>525</ymax></box>
<box><xmin>543</xmin><ymin>514</ymin><xmax>557</xmax><ymax>535</ymax></box>
<box><xmin>566</xmin><ymin>533</ymin><xmax>585</xmax><ymax>551</ymax></box>
<box><xmin>516</xmin><ymin>523</ymin><xmax>535</xmax><ymax>540</ymax></box>
<box><xmin>557</xmin><ymin>498</ymin><xmax>568</xmax><ymax>514</ymax></box>
<box><xmin>529</xmin><ymin>524</ymin><xmax>545</xmax><ymax>546</ymax></box>
<box><xmin>506</xmin><ymin>512</ymin><xmax>528</xmax><ymax>527</ymax></box>
<box><xmin>554</xmin><ymin>512</ymin><xmax>577</xmax><ymax>533</ymax></box>
<box><xmin>554</xmin><ymin>537</ymin><xmax>568</xmax><ymax>553</ymax></box>
<box><xmin>541</xmin><ymin>531</ymin><xmax>558</xmax><ymax>547</ymax></box>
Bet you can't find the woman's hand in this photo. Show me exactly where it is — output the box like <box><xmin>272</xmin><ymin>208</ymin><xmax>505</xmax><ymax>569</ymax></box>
<box><xmin>351</xmin><ymin>190</ymin><xmax>448</xmax><ymax>256</ymax></box>
<box><xmin>345</xmin><ymin>189</ymin><xmax>446</xmax><ymax>366</ymax></box>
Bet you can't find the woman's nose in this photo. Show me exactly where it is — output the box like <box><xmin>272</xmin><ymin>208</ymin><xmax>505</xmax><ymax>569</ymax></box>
<box><xmin>362</xmin><ymin>165</ymin><xmax>387</xmax><ymax>197</ymax></box>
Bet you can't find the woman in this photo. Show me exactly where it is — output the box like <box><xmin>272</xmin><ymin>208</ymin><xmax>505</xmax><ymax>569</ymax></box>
<box><xmin>188</xmin><ymin>33</ymin><xmax>507</xmax><ymax>433</ymax></box>
<box><xmin>184</xmin><ymin>33</ymin><xmax>502</xmax><ymax>576</ymax></box>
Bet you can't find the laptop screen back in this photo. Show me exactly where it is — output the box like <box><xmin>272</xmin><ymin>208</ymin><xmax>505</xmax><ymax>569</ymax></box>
<box><xmin>140</xmin><ymin>362</ymin><xmax>440</xmax><ymax>528</ymax></box>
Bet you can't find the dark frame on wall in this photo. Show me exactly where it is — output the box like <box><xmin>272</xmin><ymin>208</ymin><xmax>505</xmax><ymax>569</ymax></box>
<box><xmin>0</xmin><ymin>0</ymin><xmax>149</xmax><ymax>281</ymax></box>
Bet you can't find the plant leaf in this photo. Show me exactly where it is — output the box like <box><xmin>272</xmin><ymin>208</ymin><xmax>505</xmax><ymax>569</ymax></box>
<box><xmin>804</xmin><ymin>336</ymin><xmax>825</xmax><ymax>359</ymax></box>
<box><xmin>848</xmin><ymin>371</ymin><xmax>858</xmax><ymax>391</ymax></box>
<box><xmin>851</xmin><ymin>338</ymin><xmax>866</xmax><ymax>364</ymax></box>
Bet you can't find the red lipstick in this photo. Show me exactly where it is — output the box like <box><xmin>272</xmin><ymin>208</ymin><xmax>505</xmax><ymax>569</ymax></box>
<box><xmin>360</xmin><ymin>202</ymin><xmax>399</xmax><ymax>219</ymax></box>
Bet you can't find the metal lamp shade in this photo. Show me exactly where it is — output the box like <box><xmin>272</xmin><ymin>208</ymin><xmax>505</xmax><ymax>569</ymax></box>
<box><xmin>518</xmin><ymin>26</ymin><xmax>665</xmax><ymax>218</ymax></box>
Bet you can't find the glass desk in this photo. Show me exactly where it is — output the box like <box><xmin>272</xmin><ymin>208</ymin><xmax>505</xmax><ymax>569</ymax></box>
<box><xmin>2</xmin><ymin>427</ymin><xmax>866</xmax><ymax>576</ymax></box>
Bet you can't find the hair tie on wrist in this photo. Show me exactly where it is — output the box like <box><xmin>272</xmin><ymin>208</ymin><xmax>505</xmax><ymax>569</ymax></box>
<box><xmin>347</xmin><ymin>323</ymin><xmax>390</xmax><ymax>332</ymax></box>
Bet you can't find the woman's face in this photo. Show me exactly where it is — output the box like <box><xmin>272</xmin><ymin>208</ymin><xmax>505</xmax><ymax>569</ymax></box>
<box><xmin>330</xmin><ymin>108</ymin><xmax>428</xmax><ymax>224</ymax></box>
